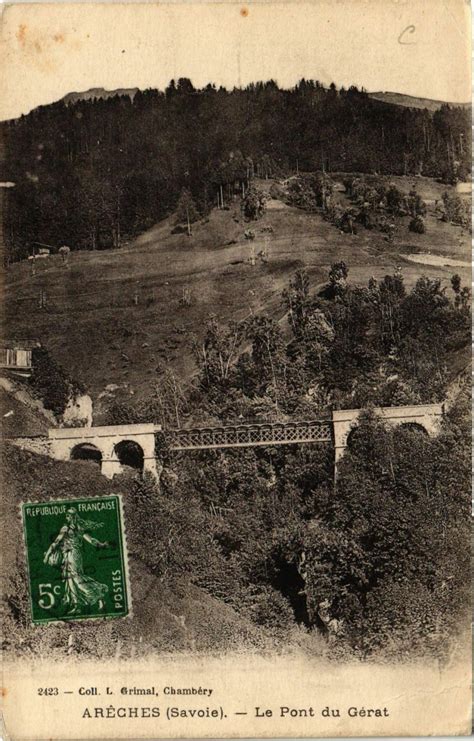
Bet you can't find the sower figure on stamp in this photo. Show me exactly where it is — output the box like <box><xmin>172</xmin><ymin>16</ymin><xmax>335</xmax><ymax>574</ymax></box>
<box><xmin>43</xmin><ymin>508</ymin><xmax>110</xmax><ymax>615</ymax></box>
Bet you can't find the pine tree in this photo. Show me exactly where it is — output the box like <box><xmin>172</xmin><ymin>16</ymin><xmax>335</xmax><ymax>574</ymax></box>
<box><xmin>175</xmin><ymin>188</ymin><xmax>200</xmax><ymax>236</ymax></box>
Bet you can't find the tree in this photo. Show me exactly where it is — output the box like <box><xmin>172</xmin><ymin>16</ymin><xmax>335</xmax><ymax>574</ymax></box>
<box><xmin>451</xmin><ymin>273</ymin><xmax>461</xmax><ymax>295</ymax></box>
<box><xmin>282</xmin><ymin>268</ymin><xmax>311</xmax><ymax>337</ymax></box>
<box><xmin>192</xmin><ymin>317</ymin><xmax>244</xmax><ymax>390</ymax></box>
<box><xmin>406</xmin><ymin>189</ymin><xmax>426</xmax><ymax>218</ymax></box>
<box><xmin>327</xmin><ymin>261</ymin><xmax>349</xmax><ymax>298</ymax></box>
<box><xmin>242</xmin><ymin>186</ymin><xmax>266</xmax><ymax>219</ymax></box>
<box><xmin>409</xmin><ymin>215</ymin><xmax>426</xmax><ymax>234</ymax></box>
<box><xmin>244</xmin><ymin>315</ymin><xmax>285</xmax><ymax>404</ymax></box>
<box><xmin>176</xmin><ymin>78</ymin><xmax>196</xmax><ymax>95</ymax></box>
<box><xmin>304</xmin><ymin>309</ymin><xmax>335</xmax><ymax>372</ymax></box>
<box><xmin>4</xmin><ymin>80</ymin><xmax>470</xmax><ymax>264</ymax></box>
<box><xmin>29</xmin><ymin>347</ymin><xmax>84</xmax><ymax>418</ymax></box>
<box><xmin>385</xmin><ymin>184</ymin><xmax>404</xmax><ymax>215</ymax></box>
<box><xmin>450</xmin><ymin>274</ymin><xmax>470</xmax><ymax>310</ymax></box>
<box><xmin>373</xmin><ymin>272</ymin><xmax>406</xmax><ymax>348</ymax></box>
<box><xmin>441</xmin><ymin>191</ymin><xmax>470</xmax><ymax>229</ymax></box>
<box><xmin>302</xmin><ymin>410</ymin><xmax>470</xmax><ymax>657</ymax></box>
<box><xmin>157</xmin><ymin>369</ymin><xmax>187</xmax><ymax>428</ymax></box>
<box><xmin>175</xmin><ymin>187</ymin><xmax>199</xmax><ymax>236</ymax></box>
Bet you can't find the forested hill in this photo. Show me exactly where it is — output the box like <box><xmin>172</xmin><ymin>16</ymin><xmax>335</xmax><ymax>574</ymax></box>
<box><xmin>2</xmin><ymin>79</ymin><xmax>470</xmax><ymax>262</ymax></box>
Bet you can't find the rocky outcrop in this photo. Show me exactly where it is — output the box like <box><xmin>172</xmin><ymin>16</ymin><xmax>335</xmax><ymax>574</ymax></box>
<box><xmin>63</xmin><ymin>393</ymin><xmax>93</xmax><ymax>427</ymax></box>
<box><xmin>8</xmin><ymin>435</ymin><xmax>52</xmax><ymax>457</ymax></box>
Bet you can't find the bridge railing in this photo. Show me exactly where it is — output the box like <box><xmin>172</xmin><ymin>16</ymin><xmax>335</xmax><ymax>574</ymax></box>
<box><xmin>163</xmin><ymin>420</ymin><xmax>333</xmax><ymax>451</ymax></box>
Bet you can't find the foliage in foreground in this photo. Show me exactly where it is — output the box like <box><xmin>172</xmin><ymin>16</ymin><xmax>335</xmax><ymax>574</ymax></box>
<box><xmin>302</xmin><ymin>408</ymin><xmax>470</xmax><ymax>657</ymax></box>
<box><xmin>2</xmin><ymin>389</ymin><xmax>470</xmax><ymax>661</ymax></box>
<box><xmin>129</xmin><ymin>402</ymin><xmax>470</xmax><ymax>660</ymax></box>
<box><xmin>4</xmin><ymin>262</ymin><xmax>471</xmax><ymax>661</ymax></box>
<box><xmin>1</xmin><ymin>446</ymin><xmax>281</xmax><ymax>659</ymax></box>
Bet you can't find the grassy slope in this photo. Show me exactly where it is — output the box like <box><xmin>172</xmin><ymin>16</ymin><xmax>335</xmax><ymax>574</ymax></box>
<box><xmin>4</xmin><ymin>177</ymin><xmax>470</xmax><ymax>412</ymax></box>
<box><xmin>0</xmin><ymin>384</ymin><xmax>53</xmax><ymax>437</ymax></box>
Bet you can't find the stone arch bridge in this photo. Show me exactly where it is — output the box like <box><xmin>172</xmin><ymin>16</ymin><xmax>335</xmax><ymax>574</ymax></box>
<box><xmin>41</xmin><ymin>403</ymin><xmax>443</xmax><ymax>479</ymax></box>
<box><xmin>48</xmin><ymin>424</ymin><xmax>159</xmax><ymax>479</ymax></box>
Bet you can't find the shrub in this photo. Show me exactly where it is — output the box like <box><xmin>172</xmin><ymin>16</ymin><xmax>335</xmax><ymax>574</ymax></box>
<box><xmin>405</xmin><ymin>189</ymin><xmax>427</xmax><ymax>217</ymax></box>
<box><xmin>103</xmin><ymin>400</ymin><xmax>137</xmax><ymax>426</ymax></box>
<box><xmin>242</xmin><ymin>187</ymin><xmax>266</xmax><ymax>219</ymax></box>
<box><xmin>243</xmin><ymin>585</ymin><xmax>295</xmax><ymax>631</ymax></box>
<box><xmin>324</xmin><ymin>202</ymin><xmax>358</xmax><ymax>233</ymax></box>
<box><xmin>409</xmin><ymin>215</ymin><xmax>426</xmax><ymax>233</ymax></box>
<box><xmin>385</xmin><ymin>184</ymin><xmax>404</xmax><ymax>215</ymax></box>
<box><xmin>341</xmin><ymin>176</ymin><xmax>407</xmax><ymax>236</ymax></box>
<box><xmin>342</xmin><ymin>176</ymin><xmax>355</xmax><ymax>195</ymax></box>
<box><xmin>125</xmin><ymin>475</ymin><xmax>212</xmax><ymax>581</ymax></box>
<box><xmin>356</xmin><ymin>202</ymin><xmax>377</xmax><ymax>229</ymax></box>
<box><xmin>441</xmin><ymin>191</ymin><xmax>471</xmax><ymax>229</ymax></box>
<box><xmin>284</xmin><ymin>174</ymin><xmax>333</xmax><ymax>212</ymax></box>
<box><xmin>378</xmin><ymin>215</ymin><xmax>396</xmax><ymax>239</ymax></box>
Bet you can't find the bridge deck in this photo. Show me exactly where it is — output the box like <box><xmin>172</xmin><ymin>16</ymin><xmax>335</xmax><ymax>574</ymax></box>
<box><xmin>163</xmin><ymin>421</ymin><xmax>333</xmax><ymax>451</ymax></box>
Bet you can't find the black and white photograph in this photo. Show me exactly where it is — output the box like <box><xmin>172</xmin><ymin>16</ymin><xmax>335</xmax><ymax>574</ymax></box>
<box><xmin>1</xmin><ymin>1</ymin><xmax>471</xmax><ymax>737</ymax></box>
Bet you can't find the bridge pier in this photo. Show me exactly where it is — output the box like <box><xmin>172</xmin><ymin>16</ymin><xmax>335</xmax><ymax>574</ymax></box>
<box><xmin>100</xmin><ymin>457</ymin><xmax>160</xmax><ymax>480</ymax></box>
<box><xmin>332</xmin><ymin>404</ymin><xmax>444</xmax><ymax>465</ymax></box>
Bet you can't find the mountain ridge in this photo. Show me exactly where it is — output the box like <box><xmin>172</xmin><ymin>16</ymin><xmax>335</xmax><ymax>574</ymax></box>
<box><xmin>62</xmin><ymin>87</ymin><xmax>140</xmax><ymax>105</ymax></box>
<box><xmin>58</xmin><ymin>87</ymin><xmax>470</xmax><ymax>111</ymax></box>
<box><xmin>368</xmin><ymin>91</ymin><xmax>470</xmax><ymax>111</ymax></box>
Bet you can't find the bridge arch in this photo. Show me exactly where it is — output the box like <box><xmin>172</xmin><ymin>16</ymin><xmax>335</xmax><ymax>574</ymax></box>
<box><xmin>345</xmin><ymin>425</ymin><xmax>363</xmax><ymax>450</ymax></box>
<box><xmin>398</xmin><ymin>422</ymin><xmax>430</xmax><ymax>436</ymax></box>
<box><xmin>70</xmin><ymin>442</ymin><xmax>102</xmax><ymax>467</ymax></box>
<box><xmin>343</xmin><ymin>419</ymin><xmax>430</xmax><ymax>458</ymax></box>
<box><xmin>114</xmin><ymin>440</ymin><xmax>144</xmax><ymax>473</ymax></box>
<box><xmin>332</xmin><ymin>404</ymin><xmax>443</xmax><ymax>464</ymax></box>
<box><xmin>49</xmin><ymin>424</ymin><xmax>159</xmax><ymax>480</ymax></box>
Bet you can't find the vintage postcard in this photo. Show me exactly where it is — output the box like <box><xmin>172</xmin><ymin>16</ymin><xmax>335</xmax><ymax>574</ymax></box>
<box><xmin>0</xmin><ymin>0</ymin><xmax>471</xmax><ymax>739</ymax></box>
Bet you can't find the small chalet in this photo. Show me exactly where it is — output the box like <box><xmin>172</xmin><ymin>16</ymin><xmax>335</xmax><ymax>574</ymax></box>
<box><xmin>0</xmin><ymin>339</ymin><xmax>40</xmax><ymax>377</ymax></box>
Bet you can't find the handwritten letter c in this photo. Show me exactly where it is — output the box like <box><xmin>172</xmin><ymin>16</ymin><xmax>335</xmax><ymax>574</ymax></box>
<box><xmin>398</xmin><ymin>25</ymin><xmax>416</xmax><ymax>45</ymax></box>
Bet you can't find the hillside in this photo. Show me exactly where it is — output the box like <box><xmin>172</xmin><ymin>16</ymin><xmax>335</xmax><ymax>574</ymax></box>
<box><xmin>0</xmin><ymin>378</ymin><xmax>55</xmax><ymax>437</ymax></box>
<box><xmin>3</xmin><ymin>80</ymin><xmax>470</xmax><ymax>264</ymax></box>
<box><xmin>2</xmin><ymin>444</ymin><xmax>280</xmax><ymax>659</ymax></box>
<box><xmin>368</xmin><ymin>91</ymin><xmax>470</xmax><ymax>111</ymax></box>
<box><xmin>4</xmin><ymin>176</ymin><xmax>470</xmax><ymax>417</ymax></box>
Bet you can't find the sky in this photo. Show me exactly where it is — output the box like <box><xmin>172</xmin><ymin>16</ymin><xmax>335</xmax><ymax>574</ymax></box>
<box><xmin>0</xmin><ymin>0</ymin><xmax>471</xmax><ymax>120</ymax></box>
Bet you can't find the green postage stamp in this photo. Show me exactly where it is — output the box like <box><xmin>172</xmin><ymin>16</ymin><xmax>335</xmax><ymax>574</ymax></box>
<box><xmin>21</xmin><ymin>495</ymin><xmax>130</xmax><ymax>624</ymax></box>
